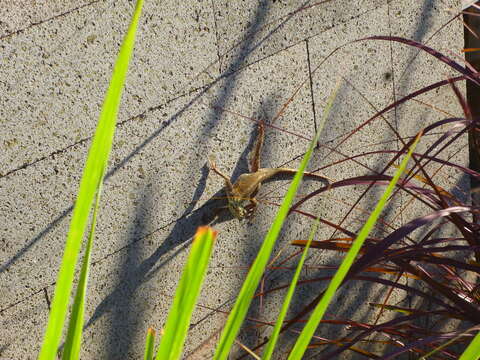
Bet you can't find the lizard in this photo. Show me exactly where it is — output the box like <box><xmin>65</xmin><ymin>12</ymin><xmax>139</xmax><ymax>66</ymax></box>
<box><xmin>209</xmin><ymin>121</ymin><xmax>331</xmax><ymax>219</ymax></box>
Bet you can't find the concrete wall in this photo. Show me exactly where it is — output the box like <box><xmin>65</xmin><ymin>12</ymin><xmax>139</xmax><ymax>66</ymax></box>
<box><xmin>1</xmin><ymin>1</ymin><xmax>467</xmax><ymax>358</ymax></box>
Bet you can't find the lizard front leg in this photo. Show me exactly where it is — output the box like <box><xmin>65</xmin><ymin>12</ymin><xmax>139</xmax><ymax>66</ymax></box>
<box><xmin>208</xmin><ymin>158</ymin><xmax>234</xmax><ymax>192</ymax></box>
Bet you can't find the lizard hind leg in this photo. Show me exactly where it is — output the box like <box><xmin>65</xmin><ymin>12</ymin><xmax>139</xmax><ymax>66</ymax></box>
<box><xmin>250</xmin><ymin>120</ymin><xmax>265</xmax><ymax>172</ymax></box>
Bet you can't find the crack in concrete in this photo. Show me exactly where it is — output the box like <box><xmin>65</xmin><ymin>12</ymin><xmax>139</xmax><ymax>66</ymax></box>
<box><xmin>0</xmin><ymin>1</ymin><xmax>100</xmax><ymax>42</ymax></box>
<box><xmin>0</xmin><ymin>86</ymin><xmax>204</xmax><ymax>179</ymax></box>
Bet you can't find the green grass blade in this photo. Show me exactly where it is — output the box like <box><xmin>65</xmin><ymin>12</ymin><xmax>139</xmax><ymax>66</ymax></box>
<box><xmin>287</xmin><ymin>131</ymin><xmax>422</xmax><ymax>360</ymax></box>
<box><xmin>459</xmin><ymin>331</ymin><xmax>480</xmax><ymax>360</ymax></box>
<box><xmin>213</xmin><ymin>81</ymin><xmax>340</xmax><ymax>360</ymax></box>
<box><xmin>61</xmin><ymin>184</ymin><xmax>102</xmax><ymax>360</ymax></box>
<box><xmin>144</xmin><ymin>328</ymin><xmax>156</xmax><ymax>360</ymax></box>
<box><xmin>261</xmin><ymin>216</ymin><xmax>320</xmax><ymax>360</ymax></box>
<box><xmin>155</xmin><ymin>227</ymin><xmax>217</xmax><ymax>360</ymax></box>
<box><xmin>419</xmin><ymin>327</ymin><xmax>479</xmax><ymax>360</ymax></box>
<box><xmin>38</xmin><ymin>2</ymin><xmax>144</xmax><ymax>359</ymax></box>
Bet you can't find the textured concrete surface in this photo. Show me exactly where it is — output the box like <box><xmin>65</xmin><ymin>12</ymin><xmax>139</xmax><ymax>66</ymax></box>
<box><xmin>0</xmin><ymin>0</ymin><xmax>468</xmax><ymax>359</ymax></box>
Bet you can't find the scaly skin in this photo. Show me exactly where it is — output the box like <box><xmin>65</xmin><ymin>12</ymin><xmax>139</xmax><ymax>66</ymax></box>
<box><xmin>209</xmin><ymin>122</ymin><xmax>330</xmax><ymax>219</ymax></box>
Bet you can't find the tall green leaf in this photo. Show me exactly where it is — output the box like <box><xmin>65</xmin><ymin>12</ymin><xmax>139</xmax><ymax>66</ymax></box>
<box><xmin>38</xmin><ymin>1</ymin><xmax>144</xmax><ymax>359</ymax></box>
<box><xmin>213</xmin><ymin>81</ymin><xmax>340</xmax><ymax>360</ymax></box>
<box><xmin>459</xmin><ymin>331</ymin><xmax>480</xmax><ymax>360</ymax></box>
<box><xmin>61</xmin><ymin>183</ymin><xmax>102</xmax><ymax>360</ymax></box>
<box><xmin>261</xmin><ymin>215</ymin><xmax>320</xmax><ymax>360</ymax></box>
<box><xmin>287</xmin><ymin>131</ymin><xmax>422</xmax><ymax>359</ymax></box>
<box><xmin>155</xmin><ymin>227</ymin><xmax>217</xmax><ymax>360</ymax></box>
<box><xmin>143</xmin><ymin>328</ymin><xmax>156</xmax><ymax>360</ymax></box>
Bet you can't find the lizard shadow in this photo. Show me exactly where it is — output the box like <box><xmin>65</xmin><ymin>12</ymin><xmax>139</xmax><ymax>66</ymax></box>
<box><xmin>84</xmin><ymin>125</ymin><xmax>260</xmax><ymax>338</ymax></box>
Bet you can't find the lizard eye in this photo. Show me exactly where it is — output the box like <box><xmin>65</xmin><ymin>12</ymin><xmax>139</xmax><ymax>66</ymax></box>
<box><xmin>236</xmin><ymin>206</ymin><xmax>246</xmax><ymax>218</ymax></box>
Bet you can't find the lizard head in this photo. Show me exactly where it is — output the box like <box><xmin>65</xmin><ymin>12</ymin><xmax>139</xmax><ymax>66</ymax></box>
<box><xmin>227</xmin><ymin>198</ymin><xmax>248</xmax><ymax>219</ymax></box>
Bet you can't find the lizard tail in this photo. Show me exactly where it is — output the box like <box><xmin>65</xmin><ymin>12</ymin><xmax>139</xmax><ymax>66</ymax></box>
<box><xmin>260</xmin><ymin>168</ymin><xmax>332</xmax><ymax>188</ymax></box>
